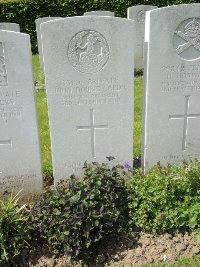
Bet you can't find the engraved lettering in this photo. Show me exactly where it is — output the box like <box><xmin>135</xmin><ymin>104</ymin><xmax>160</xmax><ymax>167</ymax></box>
<box><xmin>162</xmin><ymin>153</ymin><xmax>199</xmax><ymax>162</ymax></box>
<box><xmin>55</xmin><ymin>77</ymin><xmax>124</xmax><ymax>106</ymax></box>
<box><xmin>66</xmin><ymin>162</ymin><xmax>83</xmax><ymax>172</ymax></box>
<box><xmin>0</xmin><ymin>174</ymin><xmax>37</xmax><ymax>193</ymax></box>
<box><xmin>161</xmin><ymin>64</ymin><xmax>200</xmax><ymax>92</ymax></box>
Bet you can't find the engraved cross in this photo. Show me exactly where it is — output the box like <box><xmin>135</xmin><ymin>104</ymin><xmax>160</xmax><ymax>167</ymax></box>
<box><xmin>77</xmin><ymin>109</ymin><xmax>108</xmax><ymax>158</ymax></box>
<box><xmin>169</xmin><ymin>95</ymin><xmax>200</xmax><ymax>150</ymax></box>
<box><xmin>0</xmin><ymin>139</ymin><xmax>11</xmax><ymax>146</ymax></box>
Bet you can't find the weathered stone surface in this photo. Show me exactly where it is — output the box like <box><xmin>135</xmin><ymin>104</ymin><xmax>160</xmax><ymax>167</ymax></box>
<box><xmin>0</xmin><ymin>23</ymin><xmax>20</xmax><ymax>32</ymax></box>
<box><xmin>0</xmin><ymin>31</ymin><xmax>42</xmax><ymax>200</ymax></box>
<box><xmin>142</xmin><ymin>4</ymin><xmax>200</xmax><ymax>171</ymax></box>
<box><xmin>41</xmin><ymin>17</ymin><xmax>134</xmax><ymax>183</ymax></box>
<box><xmin>127</xmin><ymin>5</ymin><xmax>157</xmax><ymax>68</ymax></box>
<box><xmin>84</xmin><ymin>11</ymin><xmax>114</xmax><ymax>17</ymax></box>
<box><xmin>35</xmin><ymin>17</ymin><xmax>61</xmax><ymax>72</ymax></box>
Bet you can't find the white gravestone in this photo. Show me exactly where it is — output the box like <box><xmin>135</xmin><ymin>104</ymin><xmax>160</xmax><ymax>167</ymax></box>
<box><xmin>41</xmin><ymin>17</ymin><xmax>134</xmax><ymax>183</ymax></box>
<box><xmin>127</xmin><ymin>5</ymin><xmax>157</xmax><ymax>69</ymax></box>
<box><xmin>142</xmin><ymin>4</ymin><xmax>200</xmax><ymax>171</ymax></box>
<box><xmin>84</xmin><ymin>11</ymin><xmax>114</xmax><ymax>17</ymax></box>
<box><xmin>35</xmin><ymin>17</ymin><xmax>61</xmax><ymax>72</ymax></box>
<box><xmin>0</xmin><ymin>23</ymin><xmax>20</xmax><ymax>32</ymax></box>
<box><xmin>0</xmin><ymin>31</ymin><xmax>42</xmax><ymax>200</ymax></box>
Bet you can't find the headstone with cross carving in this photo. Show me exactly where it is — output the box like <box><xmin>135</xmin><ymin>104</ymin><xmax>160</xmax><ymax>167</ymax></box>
<box><xmin>127</xmin><ymin>5</ymin><xmax>157</xmax><ymax>69</ymax></box>
<box><xmin>35</xmin><ymin>17</ymin><xmax>61</xmax><ymax>72</ymax></box>
<box><xmin>84</xmin><ymin>11</ymin><xmax>114</xmax><ymax>17</ymax></box>
<box><xmin>142</xmin><ymin>4</ymin><xmax>200</xmax><ymax>171</ymax></box>
<box><xmin>41</xmin><ymin>16</ymin><xmax>134</xmax><ymax>183</ymax></box>
<box><xmin>0</xmin><ymin>31</ymin><xmax>42</xmax><ymax>200</ymax></box>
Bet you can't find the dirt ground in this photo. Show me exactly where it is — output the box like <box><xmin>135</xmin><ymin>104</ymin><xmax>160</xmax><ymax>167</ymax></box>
<box><xmin>28</xmin><ymin>231</ymin><xmax>200</xmax><ymax>267</ymax></box>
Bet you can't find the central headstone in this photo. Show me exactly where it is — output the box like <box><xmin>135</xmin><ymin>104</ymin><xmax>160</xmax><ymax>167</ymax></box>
<box><xmin>142</xmin><ymin>4</ymin><xmax>200</xmax><ymax>171</ymax></box>
<box><xmin>41</xmin><ymin>17</ymin><xmax>134</xmax><ymax>183</ymax></box>
<box><xmin>0</xmin><ymin>31</ymin><xmax>42</xmax><ymax>200</ymax></box>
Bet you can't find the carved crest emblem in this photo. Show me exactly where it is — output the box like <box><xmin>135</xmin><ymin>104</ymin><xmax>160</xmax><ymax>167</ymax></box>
<box><xmin>137</xmin><ymin>10</ymin><xmax>146</xmax><ymax>24</ymax></box>
<box><xmin>68</xmin><ymin>30</ymin><xmax>109</xmax><ymax>73</ymax></box>
<box><xmin>174</xmin><ymin>18</ymin><xmax>200</xmax><ymax>60</ymax></box>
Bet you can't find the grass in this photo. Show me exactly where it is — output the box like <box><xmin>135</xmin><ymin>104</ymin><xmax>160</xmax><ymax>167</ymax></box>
<box><xmin>32</xmin><ymin>54</ymin><xmax>45</xmax><ymax>86</ymax></box>
<box><xmin>36</xmin><ymin>91</ymin><xmax>52</xmax><ymax>177</ymax></box>
<box><xmin>32</xmin><ymin>54</ymin><xmax>52</xmax><ymax>177</ymax></box>
<box><xmin>140</xmin><ymin>255</ymin><xmax>200</xmax><ymax>266</ymax></box>
<box><xmin>134</xmin><ymin>75</ymin><xmax>143</xmax><ymax>156</ymax></box>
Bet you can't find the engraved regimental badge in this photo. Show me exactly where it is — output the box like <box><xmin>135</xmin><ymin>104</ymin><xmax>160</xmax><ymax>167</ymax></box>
<box><xmin>174</xmin><ymin>18</ymin><xmax>200</xmax><ymax>60</ymax></box>
<box><xmin>68</xmin><ymin>30</ymin><xmax>109</xmax><ymax>73</ymax></box>
<box><xmin>137</xmin><ymin>10</ymin><xmax>146</xmax><ymax>24</ymax></box>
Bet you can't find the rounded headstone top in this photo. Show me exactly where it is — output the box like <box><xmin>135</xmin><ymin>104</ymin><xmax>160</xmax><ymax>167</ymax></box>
<box><xmin>0</xmin><ymin>23</ymin><xmax>20</xmax><ymax>32</ymax></box>
<box><xmin>84</xmin><ymin>11</ymin><xmax>115</xmax><ymax>17</ymax></box>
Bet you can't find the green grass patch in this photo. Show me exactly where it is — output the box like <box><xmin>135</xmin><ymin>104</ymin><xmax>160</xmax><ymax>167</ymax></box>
<box><xmin>33</xmin><ymin>55</ymin><xmax>51</xmax><ymax>177</ymax></box>
<box><xmin>134</xmin><ymin>76</ymin><xmax>143</xmax><ymax>156</ymax></box>
<box><xmin>36</xmin><ymin>90</ymin><xmax>52</xmax><ymax>177</ymax></box>
<box><xmin>140</xmin><ymin>255</ymin><xmax>200</xmax><ymax>267</ymax></box>
<box><xmin>32</xmin><ymin>54</ymin><xmax>45</xmax><ymax>86</ymax></box>
<box><xmin>0</xmin><ymin>192</ymin><xmax>31</xmax><ymax>266</ymax></box>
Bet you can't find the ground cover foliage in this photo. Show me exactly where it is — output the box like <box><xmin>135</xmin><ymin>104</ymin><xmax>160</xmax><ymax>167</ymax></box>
<box><xmin>1</xmin><ymin>160</ymin><xmax>200</xmax><ymax>266</ymax></box>
<box><xmin>30</xmin><ymin>161</ymin><xmax>129</xmax><ymax>261</ymax></box>
<box><xmin>0</xmin><ymin>0</ymin><xmax>199</xmax><ymax>53</ymax></box>
<box><xmin>128</xmin><ymin>161</ymin><xmax>200</xmax><ymax>234</ymax></box>
<box><xmin>0</xmin><ymin>192</ymin><xmax>32</xmax><ymax>267</ymax></box>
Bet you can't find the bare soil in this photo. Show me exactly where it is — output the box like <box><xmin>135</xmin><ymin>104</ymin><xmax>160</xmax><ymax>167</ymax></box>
<box><xmin>28</xmin><ymin>231</ymin><xmax>200</xmax><ymax>267</ymax></box>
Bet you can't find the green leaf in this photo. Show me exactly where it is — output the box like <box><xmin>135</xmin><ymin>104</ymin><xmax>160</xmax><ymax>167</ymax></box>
<box><xmin>53</xmin><ymin>209</ymin><xmax>61</xmax><ymax>216</ymax></box>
